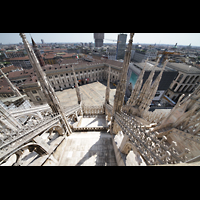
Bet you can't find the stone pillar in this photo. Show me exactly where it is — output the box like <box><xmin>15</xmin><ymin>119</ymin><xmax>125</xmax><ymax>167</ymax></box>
<box><xmin>127</xmin><ymin>58</ymin><xmax>148</xmax><ymax>106</ymax></box>
<box><xmin>20</xmin><ymin>33</ymin><xmax>72</xmax><ymax>135</ymax></box>
<box><xmin>112</xmin><ymin>33</ymin><xmax>134</xmax><ymax>115</ymax></box>
<box><xmin>71</xmin><ymin>65</ymin><xmax>81</xmax><ymax>104</ymax></box>
<box><xmin>105</xmin><ymin>66</ymin><xmax>111</xmax><ymax>105</ymax></box>
<box><xmin>110</xmin><ymin>33</ymin><xmax>134</xmax><ymax>134</ymax></box>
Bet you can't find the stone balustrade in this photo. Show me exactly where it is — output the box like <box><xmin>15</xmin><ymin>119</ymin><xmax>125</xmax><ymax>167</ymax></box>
<box><xmin>82</xmin><ymin>104</ymin><xmax>105</xmax><ymax>116</ymax></box>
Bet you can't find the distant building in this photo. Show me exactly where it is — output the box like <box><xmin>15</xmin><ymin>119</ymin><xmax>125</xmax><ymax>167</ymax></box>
<box><xmin>41</xmin><ymin>39</ymin><xmax>44</xmax><ymax>44</ymax></box>
<box><xmin>132</xmin><ymin>50</ymin><xmax>146</xmax><ymax>62</ymax></box>
<box><xmin>42</xmin><ymin>52</ymin><xmax>76</xmax><ymax>65</ymax></box>
<box><xmin>7</xmin><ymin>56</ymin><xmax>32</xmax><ymax>69</ymax></box>
<box><xmin>116</xmin><ymin>34</ymin><xmax>127</xmax><ymax>60</ymax></box>
<box><xmin>89</xmin><ymin>43</ymin><xmax>92</xmax><ymax>49</ymax></box>
<box><xmin>127</xmin><ymin>60</ymin><xmax>200</xmax><ymax>105</ymax></box>
<box><xmin>107</xmin><ymin>47</ymin><xmax>116</xmax><ymax>60</ymax></box>
<box><xmin>4</xmin><ymin>57</ymin><xmax>123</xmax><ymax>105</ymax></box>
<box><xmin>164</xmin><ymin>62</ymin><xmax>200</xmax><ymax>102</ymax></box>
<box><xmin>94</xmin><ymin>33</ymin><xmax>104</xmax><ymax>48</ymax></box>
<box><xmin>126</xmin><ymin>61</ymin><xmax>178</xmax><ymax>105</ymax></box>
<box><xmin>132</xmin><ymin>46</ymin><xmax>158</xmax><ymax>62</ymax></box>
<box><xmin>144</xmin><ymin>48</ymin><xmax>158</xmax><ymax>61</ymax></box>
<box><xmin>4</xmin><ymin>50</ymin><xmax>26</xmax><ymax>59</ymax></box>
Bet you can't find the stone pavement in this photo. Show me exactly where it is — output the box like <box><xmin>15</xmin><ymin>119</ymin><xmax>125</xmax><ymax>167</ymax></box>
<box><xmin>43</xmin><ymin>81</ymin><xmax>118</xmax><ymax>166</ymax></box>
<box><xmin>55</xmin><ymin>81</ymin><xmax>116</xmax><ymax>108</ymax></box>
<box><xmin>79</xmin><ymin>115</ymin><xmax>107</xmax><ymax>128</ymax></box>
<box><xmin>44</xmin><ymin>131</ymin><xmax>117</xmax><ymax>166</ymax></box>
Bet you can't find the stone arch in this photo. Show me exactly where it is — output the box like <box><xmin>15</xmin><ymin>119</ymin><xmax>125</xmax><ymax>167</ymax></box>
<box><xmin>0</xmin><ymin>142</ymin><xmax>48</xmax><ymax>165</ymax></box>
<box><xmin>19</xmin><ymin>142</ymin><xmax>48</xmax><ymax>155</ymax></box>
<box><xmin>43</xmin><ymin>124</ymin><xmax>64</xmax><ymax>136</ymax></box>
<box><xmin>120</xmin><ymin>141</ymin><xmax>145</xmax><ymax>165</ymax></box>
<box><xmin>121</xmin><ymin>141</ymin><xmax>133</xmax><ymax>155</ymax></box>
<box><xmin>16</xmin><ymin>112</ymin><xmax>42</xmax><ymax>120</ymax></box>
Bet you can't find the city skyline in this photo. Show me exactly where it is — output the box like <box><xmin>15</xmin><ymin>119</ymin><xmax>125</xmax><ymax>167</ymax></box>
<box><xmin>0</xmin><ymin>33</ymin><xmax>200</xmax><ymax>46</ymax></box>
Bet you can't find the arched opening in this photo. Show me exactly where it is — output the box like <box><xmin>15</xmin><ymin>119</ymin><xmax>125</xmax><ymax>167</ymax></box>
<box><xmin>186</xmin><ymin>85</ymin><xmax>193</xmax><ymax>92</ymax></box>
<box><xmin>192</xmin><ymin>76</ymin><xmax>199</xmax><ymax>84</ymax></box>
<box><xmin>182</xmin><ymin>85</ymin><xmax>188</xmax><ymax>92</ymax></box>
<box><xmin>187</xmin><ymin>76</ymin><xmax>195</xmax><ymax>84</ymax></box>
<box><xmin>0</xmin><ymin>142</ymin><xmax>48</xmax><ymax>166</ymax></box>
<box><xmin>177</xmin><ymin>85</ymin><xmax>183</xmax><ymax>92</ymax></box>
<box><xmin>182</xmin><ymin>75</ymin><xmax>190</xmax><ymax>84</ymax></box>
<box><xmin>176</xmin><ymin>74</ymin><xmax>183</xmax><ymax>83</ymax></box>
<box><xmin>172</xmin><ymin>83</ymin><xmax>178</xmax><ymax>91</ymax></box>
<box><xmin>175</xmin><ymin>94</ymin><xmax>182</xmax><ymax>102</ymax></box>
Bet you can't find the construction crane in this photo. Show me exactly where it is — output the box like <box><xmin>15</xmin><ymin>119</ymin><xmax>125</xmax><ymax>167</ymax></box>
<box><xmin>105</xmin><ymin>33</ymin><xmax>126</xmax><ymax>43</ymax></box>
<box><xmin>156</xmin><ymin>48</ymin><xmax>181</xmax><ymax>67</ymax></box>
<box><xmin>104</xmin><ymin>39</ymin><xmax>121</xmax><ymax>43</ymax></box>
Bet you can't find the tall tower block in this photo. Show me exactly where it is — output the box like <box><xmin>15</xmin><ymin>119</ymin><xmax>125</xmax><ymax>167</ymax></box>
<box><xmin>94</xmin><ymin>33</ymin><xmax>104</xmax><ymax>47</ymax></box>
<box><xmin>116</xmin><ymin>33</ymin><xmax>127</xmax><ymax>60</ymax></box>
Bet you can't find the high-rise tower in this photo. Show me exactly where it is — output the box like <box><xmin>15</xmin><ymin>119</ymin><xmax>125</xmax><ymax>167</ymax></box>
<box><xmin>94</xmin><ymin>33</ymin><xmax>104</xmax><ymax>47</ymax></box>
<box><xmin>116</xmin><ymin>33</ymin><xmax>127</xmax><ymax>60</ymax></box>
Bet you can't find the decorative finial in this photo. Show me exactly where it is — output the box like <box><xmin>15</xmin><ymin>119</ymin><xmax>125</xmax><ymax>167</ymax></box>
<box><xmin>130</xmin><ymin>33</ymin><xmax>134</xmax><ymax>40</ymax></box>
<box><xmin>19</xmin><ymin>33</ymin><xmax>26</xmax><ymax>39</ymax></box>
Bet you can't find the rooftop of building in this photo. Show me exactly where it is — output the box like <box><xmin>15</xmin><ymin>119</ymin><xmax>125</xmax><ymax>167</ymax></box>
<box><xmin>5</xmin><ymin>56</ymin><xmax>124</xmax><ymax>88</ymax></box>
<box><xmin>0</xmin><ymin>78</ymin><xmax>13</xmax><ymax>94</ymax></box>
<box><xmin>8</xmin><ymin>68</ymin><xmax>36</xmax><ymax>79</ymax></box>
<box><xmin>132</xmin><ymin>61</ymin><xmax>200</xmax><ymax>74</ymax></box>
<box><xmin>42</xmin><ymin>57</ymin><xmax>123</xmax><ymax>73</ymax></box>
<box><xmin>132</xmin><ymin>61</ymin><xmax>174</xmax><ymax>72</ymax></box>
<box><xmin>42</xmin><ymin>52</ymin><xmax>76</xmax><ymax>59</ymax></box>
<box><xmin>22</xmin><ymin>75</ymin><xmax>38</xmax><ymax>85</ymax></box>
<box><xmin>8</xmin><ymin>56</ymin><xmax>29</xmax><ymax>61</ymax></box>
<box><xmin>0</xmin><ymin>65</ymin><xmax>18</xmax><ymax>76</ymax></box>
<box><xmin>165</xmin><ymin>62</ymin><xmax>200</xmax><ymax>74</ymax></box>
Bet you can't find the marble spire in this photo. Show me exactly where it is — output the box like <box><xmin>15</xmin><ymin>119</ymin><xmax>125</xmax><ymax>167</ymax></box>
<box><xmin>126</xmin><ymin>58</ymin><xmax>148</xmax><ymax>106</ymax></box>
<box><xmin>71</xmin><ymin>65</ymin><xmax>81</xmax><ymax>104</ymax></box>
<box><xmin>19</xmin><ymin>33</ymin><xmax>72</xmax><ymax>135</ymax></box>
<box><xmin>105</xmin><ymin>66</ymin><xmax>111</xmax><ymax>105</ymax></box>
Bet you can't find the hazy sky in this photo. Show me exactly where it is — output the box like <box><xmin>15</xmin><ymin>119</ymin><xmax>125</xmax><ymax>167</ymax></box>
<box><xmin>0</xmin><ymin>33</ymin><xmax>200</xmax><ymax>46</ymax></box>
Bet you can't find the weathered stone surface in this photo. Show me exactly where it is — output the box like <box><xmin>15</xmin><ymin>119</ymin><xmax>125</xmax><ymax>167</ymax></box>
<box><xmin>54</xmin><ymin>131</ymin><xmax>117</xmax><ymax>166</ymax></box>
